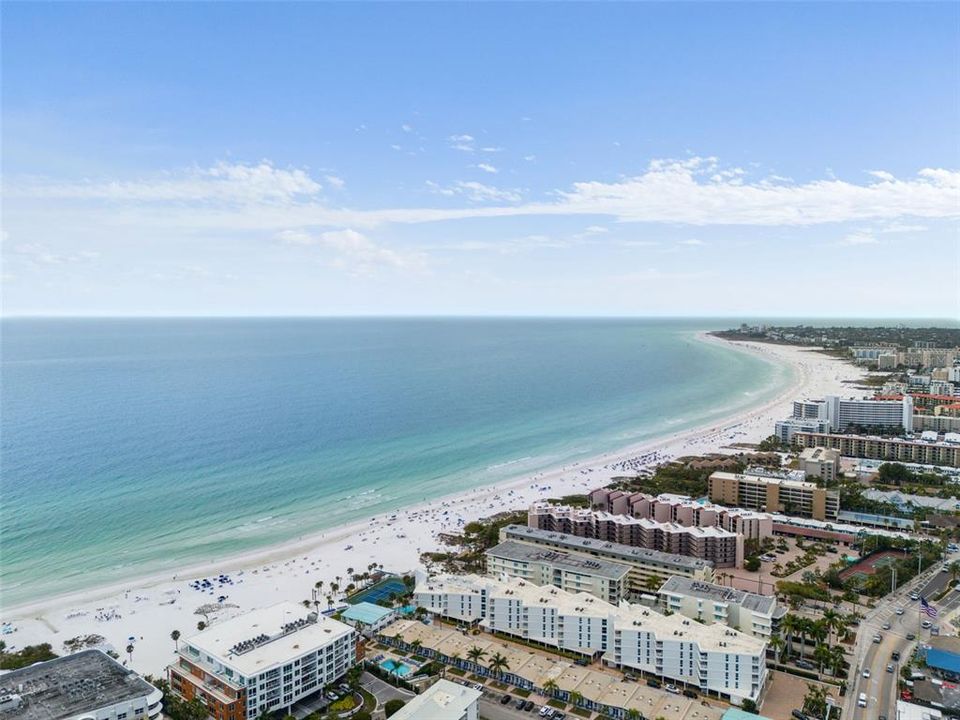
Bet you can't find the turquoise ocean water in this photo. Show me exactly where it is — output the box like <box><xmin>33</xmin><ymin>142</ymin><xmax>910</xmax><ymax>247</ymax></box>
<box><xmin>0</xmin><ymin>318</ymin><xmax>792</xmax><ymax>608</ymax></box>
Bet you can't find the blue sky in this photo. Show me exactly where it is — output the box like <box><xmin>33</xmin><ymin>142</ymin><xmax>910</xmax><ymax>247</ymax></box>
<box><xmin>3</xmin><ymin>2</ymin><xmax>958</xmax><ymax>317</ymax></box>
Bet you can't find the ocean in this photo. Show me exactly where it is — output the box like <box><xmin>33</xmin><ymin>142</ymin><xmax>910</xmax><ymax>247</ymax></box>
<box><xmin>0</xmin><ymin>317</ymin><xmax>791</xmax><ymax>607</ymax></box>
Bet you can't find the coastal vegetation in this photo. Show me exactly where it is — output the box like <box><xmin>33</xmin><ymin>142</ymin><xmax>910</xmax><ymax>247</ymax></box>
<box><xmin>420</xmin><ymin>510</ymin><xmax>527</xmax><ymax>574</ymax></box>
<box><xmin>0</xmin><ymin>642</ymin><xmax>58</xmax><ymax>670</ymax></box>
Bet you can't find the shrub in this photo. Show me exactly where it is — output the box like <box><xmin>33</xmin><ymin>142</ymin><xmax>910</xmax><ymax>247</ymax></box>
<box><xmin>384</xmin><ymin>699</ymin><xmax>406</xmax><ymax>717</ymax></box>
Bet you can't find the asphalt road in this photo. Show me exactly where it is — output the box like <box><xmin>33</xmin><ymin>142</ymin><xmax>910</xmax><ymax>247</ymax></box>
<box><xmin>479</xmin><ymin>696</ymin><xmax>542</xmax><ymax>720</ymax></box>
<box><xmin>849</xmin><ymin>567</ymin><xmax>960</xmax><ymax>720</ymax></box>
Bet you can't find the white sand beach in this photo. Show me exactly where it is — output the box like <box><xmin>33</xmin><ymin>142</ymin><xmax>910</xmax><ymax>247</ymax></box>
<box><xmin>0</xmin><ymin>335</ymin><xmax>865</xmax><ymax>677</ymax></box>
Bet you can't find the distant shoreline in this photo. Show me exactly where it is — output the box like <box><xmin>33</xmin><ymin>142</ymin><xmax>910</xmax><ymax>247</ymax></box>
<box><xmin>2</xmin><ymin>333</ymin><xmax>865</xmax><ymax>678</ymax></box>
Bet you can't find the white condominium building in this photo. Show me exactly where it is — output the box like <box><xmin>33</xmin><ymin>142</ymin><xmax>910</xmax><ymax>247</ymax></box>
<box><xmin>788</xmin><ymin>395</ymin><xmax>913</xmax><ymax>433</ymax></box>
<box><xmin>485</xmin><ymin>539</ymin><xmax>631</xmax><ymax>603</ymax></box>
<box><xmin>412</xmin><ymin>573</ymin><xmax>767</xmax><ymax>705</ymax></box>
<box><xmin>528</xmin><ymin>505</ymin><xmax>744</xmax><ymax>568</ymax></box>
<box><xmin>657</xmin><ymin>576</ymin><xmax>784</xmax><ymax>639</ymax></box>
<box><xmin>498</xmin><ymin>524</ymin><xmax>714</xmax><ymax>595</ymax></box>
<box><xmin>168</xmin><ymin>602</ymin><xmax>357</xmax><ymax>720</ymax></box>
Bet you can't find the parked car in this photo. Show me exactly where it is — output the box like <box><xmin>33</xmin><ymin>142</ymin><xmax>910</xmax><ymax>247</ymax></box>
<box><xmin>516</xmin><ymin>698</ymin><xmax>526</xmax><ymax>710</ymax></box>
<box><xmin>923</xmin><ymin>620</ymin><xmax>933</xmax><ymax>629</ymax></box>
<box><xmin>887</xmin><ymin>664</ymin><xmax>895</xmax><ymax>673</ymax></box>
<box><xmin>792</xmin><ymin>711</ymin><xmax>809</xmax><ymax>720</ymax></box>
<box><xmin>647</xmin><ymin>679</ymin><xmax>661</xmax><ymax>689</ymax></box>
<box><xmin>907</xmin><ymin>633</ymin><xmax>916</xmax><ymax>641</ymax></box>
<box><xmin>863</xmin><ymin>669</ymin><xmax>871</xmax><ymax>678</ymax></box>
<box><xmin>683</xmin><ymin>689</ymin><xmax>698</xmax><ymax>699</ymax></box>
<box><xmin>796</xmin><ymin>659</ymin><xmax>814</xmax><ymax>670</ymax></box>
<box><xmin>892</xmin><ymin>651</ymin><xmax>901</xmax><ymax>661</ymax></box>
<box><xmin>501</xmin><ymin>695</ymin><xmax>512</xmax><ymax>705</ymax></box>
<box><xmin>857</xmin><ymin>692</ymin><xmax>867</xmax><ymax>708</ymax></box>
<box><xmin>539</xmin><ymin>706</ymin><xmax>552</xmax><ymax>717</ymax></box>
<box><xmin>665</xmin><ymin>684</ymin><xmax>680</xmax><ymax>694</ymax></box>
<box><xmin>474</xmin><ymin>683</ymin><xmax>484</xmax><ymax>692</ymax></box>
<box><xmin>873</xmin><ymin>633</ymin><xmax>883</xmax><ymax>643</ymax></box>
<box><xmin>910</xmin><ymin>592</ymin><xmax>920</xmax><ymax>601</ymax></box>
<box><xmin>523</xmin><ymin>700</ymin><xmax>535</xmax><ymax>712</ymax></box>
<box><xmin>896</xmin><ymin>607</ymin><xmax>904</xmax><ymax>615</ymax></box>
<box><xmin>624</xmin><ymin>673</ymin><xmax>638</xmax><ymax>682</ymax></box>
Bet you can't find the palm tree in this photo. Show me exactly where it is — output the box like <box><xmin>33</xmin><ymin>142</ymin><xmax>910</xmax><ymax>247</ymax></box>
<box><xmin>487</xmin><ymin>652</ymin><xmax>509</xmax><ymax>678</ymax></box>
<box><xmin>821</xmin><ymin>609</ymin><xmax>841</xmax><ymax>644</ymax></box>
<box><xmin>829</xmin><ymin>645</ymin><xmax>846</xmax><ymax>677</ymax></box>
<box><xmin>626</xmin><ymin>711</ymin><xmax>642</xmax><ymax>720</ymax></box>
<box><xmin>813</xmin><ymin>643</ymin><xmax>831</xmax><ymax>676</ymax></box>
<box><xmin>466</xmin><ymin>646</ymin><xmax>487</xmax><ymax>666</ymax></box>
<box><xmin>769</xmin><ymin>635</ymin><xmax>786</xmax><ymax>664</ymax></box>
<box><xmin>568</xmin><ymin>690</ymin><xmax>583</xmax><ymax>708</ymax></box>
<box><xmin>409</xmin><ymin>639</ymin><xmax>423</xmax><ymax>655</ymax></box>
<box><xmin>170</xmin><ymin>630</ymin><xmax>181</xmax><ymax>650</ymax></box>
<box><xmin>782</xmin><ymin>615</ymin><xmax>797</xmax><ymax>658</ymax></box>
<box><xmin>542</xmin><ymin>679</ymin><xmax>559</xmax><ymax>697</ymax></box>
<box><xmin>197</xmin><ymin>621</ymin><xmax>206</xmax><ymax>631</ymax></box>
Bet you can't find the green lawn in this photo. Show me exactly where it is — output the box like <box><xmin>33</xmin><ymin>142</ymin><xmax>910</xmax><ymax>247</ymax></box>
<box><xmin>548</xmin><ymin>699</ymin><xmax>566</xmax><ymax>709</ymax></box>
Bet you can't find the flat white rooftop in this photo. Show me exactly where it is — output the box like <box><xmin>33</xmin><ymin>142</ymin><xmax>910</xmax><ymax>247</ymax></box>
<box><xmin>184</xmin><ymin>601</ymin><xmax>353</xmax><ymax>676</ymax></box>
<box><xmin>419</xmin><ymin>574</ymin><xmax>765</xmax><ymax>655</ymax></box>
<box><xmin>388</xmin><ymin>679</ymin><xmax>480</xmax><ymax>720</ymax></box>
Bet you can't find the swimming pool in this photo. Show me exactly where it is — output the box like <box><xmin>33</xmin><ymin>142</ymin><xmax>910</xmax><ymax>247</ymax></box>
<box><xmin>380</xmin><ymin>658</ymin><xmax>413</xmax><ymax>677</ymax></box>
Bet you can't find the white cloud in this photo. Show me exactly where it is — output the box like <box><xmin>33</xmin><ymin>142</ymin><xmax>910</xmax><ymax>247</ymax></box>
<box><xmin>449</xmin><ymin>134</ymin><xmax>476</xmax><ymax>152</ymax></box>
<box><xmin>12</xmin><ymin>243</ymin><xmax>100</xmax><ymax>265</ymax></box>
<box><xmin>583</xmin><ymin>225</ymin><xmax>608</xmax><ymax>234</ymax></box>
<box><xmin>277</xmin><ymin>228</ymin><xmax>426</xmax><ymax>274</ymax></box>
<box><xmin>678</xmin><ymin>238</ymin><xmax>705</xmax><ymax>246</ymax></box>
<box><xmin>868</xmin><ymin>170</ymin><xmax>896</xmax><ymax>182</ymax></box>
<box><xmin>401</xmin><ymin>124</ymin><xmax>413</xmax><ymax>133</ymax></box>
<box><xmin>523</xmin><ymin>155</ymin><xmax>536</xmax><ymax>162</ymax></box>
<box><xmin>554</xmin><ymin>157</ymin><xmax>960</xmax><ymax>225</ymax></box>
<box><xmin>839</xmin><ymin>231</ymin><xmax>879</xmax><ymax>246</ymax></box>
<box><xmin>324</xmin><ymin>174</ymin><xmax>345</xmax><ymax>189</ymax></box>
<box><xmin>481</xmin><ymin>147</ymin><xmax>503</xmax><ymax>153</ymax></box>
<box><xmin>426</xmin><ymin>180</ymin><xmax>522</xmax><ymax>203</ymax></box>
<box><xmin>475</xmin><ymin>163</ymin><xmax>498</xmax><ymax>174</ymax></box>
<box><xmin>8</xmin><ymin>161</ymin><xmax>323</xmax><ymax>205</ymax></box>
<box><xmin>8</xmin><ymin>156</ymin><xmax>958</xmax><ymax>238</ymax></box>
<box><xmin>880</xmin><ymin>221</ymin><xmax>927</xmax><ymax>233</ymax></box>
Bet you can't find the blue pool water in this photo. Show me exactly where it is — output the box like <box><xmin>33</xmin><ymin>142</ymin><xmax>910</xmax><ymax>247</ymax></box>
<box><xmin>380</xmin><ymin>659</ymin><xmax>412</xmax><ymax>677</ymax></box>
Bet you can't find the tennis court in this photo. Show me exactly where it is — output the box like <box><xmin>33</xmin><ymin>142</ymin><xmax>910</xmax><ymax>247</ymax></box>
<box><xmin>346</xmin><ymin>576</ymin><xmax>409</xmax><ymax>605</ymax></box>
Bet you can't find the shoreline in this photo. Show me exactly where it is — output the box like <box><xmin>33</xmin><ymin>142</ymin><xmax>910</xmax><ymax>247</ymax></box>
<box><xmin>1</xmin><ymin>333</ymin><xmax>865</xmax><ymax>676</ymax></box>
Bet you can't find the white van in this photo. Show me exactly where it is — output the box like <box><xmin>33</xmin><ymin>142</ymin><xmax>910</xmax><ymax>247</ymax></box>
<box><xmin>857</xmin><ymin>693</ymin><xmax>867</xmax><ymax>708</ymax></box>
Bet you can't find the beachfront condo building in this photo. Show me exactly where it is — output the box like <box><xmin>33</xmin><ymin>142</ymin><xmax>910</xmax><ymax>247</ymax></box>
<box><xmin>657</xmin><ymin>576</ymin><xmax>784</xmax><ymax>639</ymax></box>
<box><xmin>774</xmin><ymin>417</ymin><xmax>832</xmax><ymax>444</ymax></box>
<box><xmin>588</xmin><ymin>489</ymin><xmax>774</xmax><ymax>540</ymax></box>
<box><xmin>793</xmin><ymin>431</ymin><xmax>960</xmax><ymax>468</ymax></box>
<box><xmin>499</xmin><ymin>524</ymin><xmax>714</xmax><ymax>594</ymax></box>
<box><xmin>485</xmin><ymin>539</ymin><xmax>631</xmax><ymax>603</ymax></box>
<box><xmin>412</xmin><ymin>573</ymin><xmax>767</xmax><ymax>705</ymax></box>
<box><xmin>798</xmin><ymin>446</ymin><xmax>841</xmax><ymax>483</ymax></box>
<box><xmin>707</xmin><ymin>471</ymin><xmax>840</xmax><ymax>521</ymax></box>
<box><xmin>168</xmin><ymin>602</ymin><xmax>357</xmax><ymax>720</ymax></box>
<box><xmin>0</xmin><ymin>650</ymin><xmax>162</xmax><ymax>720</ymax></box>
<box><xmin>528</xmin><ymin>505</ymin><xmax>744</xmax><ymax>568</ymax></box>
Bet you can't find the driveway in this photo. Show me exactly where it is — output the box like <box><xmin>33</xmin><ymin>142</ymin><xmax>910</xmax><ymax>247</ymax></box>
<box><xmin>360</xmin><ymin>670</ymin><xmax>415</xmax><ymax>712</ymax></box>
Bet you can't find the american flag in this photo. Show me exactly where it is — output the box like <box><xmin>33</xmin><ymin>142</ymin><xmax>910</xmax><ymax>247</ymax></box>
<box><xmin>921</xmin><ymin>596</ymin><xmax>939</xmax><ymax>618</ymax></box>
